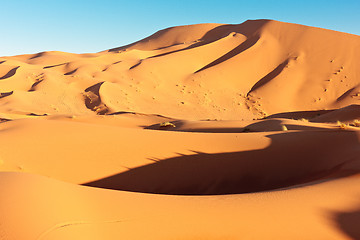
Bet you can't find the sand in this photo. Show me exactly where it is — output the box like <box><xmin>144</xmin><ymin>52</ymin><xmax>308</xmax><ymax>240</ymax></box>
<box><xmin>0</xmin><ymin>19</ymin><xmax>359</xmax><ymax>239</ymax></box>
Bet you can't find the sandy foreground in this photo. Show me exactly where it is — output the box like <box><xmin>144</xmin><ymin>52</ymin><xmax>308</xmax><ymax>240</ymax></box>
<box><xmin>0</xmin><ymin>19</ymin><xmax>359</xmax><ymax>239</ymax></box>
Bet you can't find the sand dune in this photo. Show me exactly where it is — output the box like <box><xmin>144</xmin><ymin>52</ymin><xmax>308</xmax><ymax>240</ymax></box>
<box><xmin>2</xmin><ymin>19</ymin><xmax>360</xmax><ymax>120</ymax></box>
<box><xmin>2</xmin><ymin>171</ymin><xmax>360</xmax><ymax>240</ymax></box>
<box><xmin>0</xmin><ymin>19</ymin><xmax>360</xmax><ymax>239</ymax></box>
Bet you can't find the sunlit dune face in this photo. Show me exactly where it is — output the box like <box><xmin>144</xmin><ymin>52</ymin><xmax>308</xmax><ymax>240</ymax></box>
<box><xmin>0</xmin><ymin>20</ymin><xmax>360</xmax><ymax>240</ymax></box>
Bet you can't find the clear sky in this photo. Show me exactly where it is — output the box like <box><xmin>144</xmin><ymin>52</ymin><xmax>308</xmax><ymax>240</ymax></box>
<box><xmin>1</xmin><ymin>0</ymin><xmax>359</xmax><ymax>56</ymax></box>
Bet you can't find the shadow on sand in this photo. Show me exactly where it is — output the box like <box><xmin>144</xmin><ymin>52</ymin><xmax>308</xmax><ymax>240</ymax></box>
<box><xmin>331</xmin><ymin>205</ymin><xmax>360</xmax><ymax>240</ymax></box>
<box><xmin>0</xmin><ymin>66</ymin><xmax>20</xmax><ymax>80</ymax></box>
<box><xmin>84</xmin><ymin>130</ymin><xmax>360</xmax><ymax>195</ymax></box>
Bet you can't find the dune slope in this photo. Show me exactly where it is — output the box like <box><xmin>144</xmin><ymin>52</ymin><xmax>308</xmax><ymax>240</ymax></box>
<box><xmin>0</xmin><ymin>19</ymin><xmax>360</xmax><ymax>239</ymax></box>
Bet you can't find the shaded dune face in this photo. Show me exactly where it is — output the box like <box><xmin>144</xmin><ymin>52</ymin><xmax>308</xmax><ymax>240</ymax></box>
<box><xmin>0</xmin><ymin>20</ymin><xmax>359</xmax><ymax>194</ymax></box>
<box><xmin>84</xmin><ymin>130</ymin><xmax>360</xmax><ymax>195</ymax></box>
<box><xmin>1</xmin><ymin>19</ymin><xmax>359</xmax><ymax>120</ymax></box>
<box><xmin>1</xmin><ymin>19</ymin><xmax>360</xmax><ymax>240</ymax></box>
<box><xmin>0</xmin><ymin>20</ymin><xmax>359</xmax><ymax>196</ymax></box>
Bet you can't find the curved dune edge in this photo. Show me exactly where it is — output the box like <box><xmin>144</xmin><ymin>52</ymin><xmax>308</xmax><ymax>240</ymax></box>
<box><xmin>0</xmin><ymin>117</ymin><xmax>358</xmax><ymax>194</ymax></box>
<box><xmin>0</xmin><ymin>19</ymin><xmax>360</xmax><ymax>239</ymax></box>
<box><xmin>1</xmin><ymin>172</ymin><xmax>360</xmax><ymax>240</ymax></box>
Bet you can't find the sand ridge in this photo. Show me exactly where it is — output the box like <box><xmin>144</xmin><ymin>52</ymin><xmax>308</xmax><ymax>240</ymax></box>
<box><xmin>0</xmin><ymin>19</ymin><xmax>360</xmax><ymax>239</ymax></box>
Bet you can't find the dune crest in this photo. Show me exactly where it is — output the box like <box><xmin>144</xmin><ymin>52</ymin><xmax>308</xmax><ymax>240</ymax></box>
<box><xmin>1</xmin><ymin>19</ymin><xmax>359</xmax><ymax>119</ymax></box>
<box><xmin>0</xmin><ymin>19</ymin><xmax>360</xmax><ymax>239</ymax></box>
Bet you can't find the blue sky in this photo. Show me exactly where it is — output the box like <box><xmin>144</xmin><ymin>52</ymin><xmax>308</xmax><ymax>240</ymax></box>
<box><xmin>1</xmin><ymin>0</ymin><xmax>359</xmax><ymax>56</ymax></box>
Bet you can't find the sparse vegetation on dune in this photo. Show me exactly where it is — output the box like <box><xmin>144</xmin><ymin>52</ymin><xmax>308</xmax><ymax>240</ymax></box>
<box><xmin>159</xmin><ymin>121</ymin><xmax>176</xmax><ymax>128</ymax></box>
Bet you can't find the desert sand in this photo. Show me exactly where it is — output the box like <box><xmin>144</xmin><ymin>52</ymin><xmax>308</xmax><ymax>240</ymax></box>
<box><xmin>0</xmin><ymin>19</ymin><xmax>359</xmax><ymax>239</ymax></box>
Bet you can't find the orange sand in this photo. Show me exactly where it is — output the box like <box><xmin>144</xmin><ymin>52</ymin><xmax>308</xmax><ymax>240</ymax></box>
<box><xmin>0</xmin><ymin>19</ymin><xmax>359</xmax><ymax>239</ymax></box>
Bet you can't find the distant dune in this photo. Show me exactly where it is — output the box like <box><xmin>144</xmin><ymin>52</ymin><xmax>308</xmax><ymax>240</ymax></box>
<box><xmin>0</xmin><ymin>19</ymin><xmax>359</xmax><ymax>239</ymax></box>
